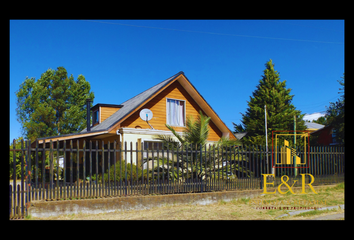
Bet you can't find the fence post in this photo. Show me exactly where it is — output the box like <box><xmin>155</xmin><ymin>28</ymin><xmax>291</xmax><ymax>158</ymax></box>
<box><xmin>69</xmin><ymin>140</ymin><xmax>73</xmax><ymax>199</ymax></box>
<box><xmin>200</xmin><ymin>144</ymin><xmax>203</xmax><ymax>193</ymax></box>
<box><xmin>130</xmin><ymin>142</ymin><xmax>133</xmax><ymax>195</ymax></box>
<box><xmin>26</xmin><ymin>140</ymin><xmax>30</xmax><ymax>216</ymax></box>
<box><xmin>107</xmin><ymin>141</ymin><xmax>110</xmax><ymax>196</ymax></box>
<box><xmin>124</xmin><ymin>141</ymin><xmax>127</xmax><ymax>196</ymax></box>
<box><xmin>205</xmin><ymin>144</ymin><xmax>208</xmax><ymax>191</ymax></box>
<box><xmin>252</xmin><ymin>145</ymin><xmax>255</xmax><ymax>189</ymax></box>
<box><xmin>63</xmin><ymin>140</ymin><xmax>66</xmax><ymax>200</ymax></box>
<box><xmin>77</xmin><ymin>140</ymin><xmax>81</xmax><ymax>198</ymax></box>
<box><xmin>56</xmin><ymin>140</ymin><xmax>60</xmax><ymax>200</ymax></box>
<box><xmin>136</xmin><ymin>141</ymin><xmax>139</xmax><ymax>195</ymax></box>
<box><xmin>208</xmin><ymin>144</ymin><xmax>212</xmax><ymax>192</ymax></box>
<box><xmin>260</xmin><ymin>145</ymin><xmax>263</xmax><ymax>190</ymax></box>
<box><xmin>35</xmin><ymin>140</ymin><xmax>38</xmax><ymax>201</ymax></box>
<box><xmin>49</xmin><ymin>140</ymin><xmax>54</xmax><ymax>200</ymax></box>
<box><xmin>83</xmin><ymin>140</ymin><xmax>87</xmax><ymax>198</ymax></box>
<box><xmin>114</xmin><ymin>140</ymin><xmax>117</xmax><ymax>196</ymax></box>
<box><xmin>12</xmin><ymin>139</ymin><xmax>16</xmax><ymax>217</ymax></box>
<box><xmin>101</xmin><ymin>140</ymin><xmax>105</xmax><ymax>197</ymax></box>
<box><xmin>89</xmin><ymin>140</ymin><xmax>92</xmax><ymax>198</ymax></box>
<box><xmin>9</xmin><ymin>185</ymin><xmax>12</xmax><ymax>217</ymax></box>
<box><xmin>95</xmin><ymin>140</ymin><xmax>99</xmax><ymax>198</ymax></box>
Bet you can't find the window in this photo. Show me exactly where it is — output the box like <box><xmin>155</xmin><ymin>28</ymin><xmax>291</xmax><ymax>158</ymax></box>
<box><xmin>93</xmin><ymin>110</ymin><xmax>99</xmax><ymax>124</ymax></box>
<box><xmin>144</xmin><ymin>141</ymin><xmax>163</xmax><ymax>150</ymax></box>
<box><xmin>166</xmin><ymin>99</ymin><xmax>185</xmax><ymax>126</ymax></box>
<box><xmin>332</xmin><ymin>129</ymin><xmax>336</xmax><ymax>143</ymax></box>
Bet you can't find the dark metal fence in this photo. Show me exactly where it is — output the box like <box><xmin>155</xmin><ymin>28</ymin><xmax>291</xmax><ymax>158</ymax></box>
<box><xmin>9</xmin><ymin>139</ymin><xmax>344</xmax><ymax>219</ymax></box>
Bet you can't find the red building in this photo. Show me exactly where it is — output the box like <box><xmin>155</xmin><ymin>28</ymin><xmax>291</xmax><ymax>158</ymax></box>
<box><xmin>310</xmin><ymin>125</ymin><xmax>337</xmax><ymax>145</ymax></box>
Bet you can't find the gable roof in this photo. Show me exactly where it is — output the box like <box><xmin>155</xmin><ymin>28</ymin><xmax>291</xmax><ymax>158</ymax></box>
<box><xmin>81</xmin><ymin>71</ymin><xmax>183</xmax><ymax>133</ymax></box>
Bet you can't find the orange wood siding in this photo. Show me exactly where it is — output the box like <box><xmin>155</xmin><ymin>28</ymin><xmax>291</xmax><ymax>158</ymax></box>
<box><xmin>101</xmin><ymin>106</ymin><xmax>121</xmax><ymax>123</ymax></box>
<box><xmin>120</xmin><ymin>81</ymin><xmax>223</xmax><ymax>141</ymax></box>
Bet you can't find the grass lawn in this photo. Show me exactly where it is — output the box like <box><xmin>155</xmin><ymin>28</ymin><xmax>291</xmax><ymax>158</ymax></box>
<box><xmin>28</xmin><ymin>183</ymin><xmax>344</xmax><ymax>220</ymax></box>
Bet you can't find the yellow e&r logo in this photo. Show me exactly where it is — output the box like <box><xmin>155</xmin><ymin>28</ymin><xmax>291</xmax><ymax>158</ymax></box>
<box><xmin>274</xmin><ymin>132</ymin><xmax>309</xmax><ymax>166</ymax></box>
<box><xmin>262</xmin><ymin>174</ymin><xmax>317</xmax><ymax>194</ymax></box>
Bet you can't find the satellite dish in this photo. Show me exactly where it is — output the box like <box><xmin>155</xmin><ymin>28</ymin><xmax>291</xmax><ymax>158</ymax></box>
<box><xmin>139</xmin><ymin>109</ymin><xmax>154</xmax><ymax>129</ymax></box>
<box><xmin>139</xmin><ymin>108</ymin><xmax>153</xmax><ymax>122</ymax></box>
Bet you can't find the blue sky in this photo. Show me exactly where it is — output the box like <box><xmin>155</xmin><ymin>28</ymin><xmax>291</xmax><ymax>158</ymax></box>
<box><xmin>9</xmin><ymin>20</ymin><xmax>344</xmax><ymax>142</ymax></box>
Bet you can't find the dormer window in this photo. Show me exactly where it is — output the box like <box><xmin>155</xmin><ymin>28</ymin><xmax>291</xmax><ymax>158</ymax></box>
<box><xmin>90</xmin><ymin>103</ymin><xmax>123</xmax><ymax>127</ymax></box>
<box><xmin>93</xmin><ymin>110</ymin><xmax>99</xmax><ymax>124</ymax></box>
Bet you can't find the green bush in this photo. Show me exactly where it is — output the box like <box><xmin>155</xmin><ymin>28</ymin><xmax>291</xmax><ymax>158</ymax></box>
<box><xmin>92</xmin><ymin>160</ymin><xmax>149</xmax><ymax>182</ymax></box>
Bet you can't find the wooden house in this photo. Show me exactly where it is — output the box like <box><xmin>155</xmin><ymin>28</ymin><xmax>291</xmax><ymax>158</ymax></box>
<box><xmin>36</xmin><ymin>71</ymin><xmax>236</xmax><ymax>167</ymax></box>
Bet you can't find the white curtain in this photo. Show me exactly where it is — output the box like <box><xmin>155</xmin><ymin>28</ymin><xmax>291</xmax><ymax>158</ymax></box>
<box><xmin>167</xmin><ymin>99</ymin><xmax>184</xmax><ymax>126</ymax></box>
<box><xmin>178</xmin><ymin>101</ymin><xmax>184</xmax><ymax>126</ymax></box>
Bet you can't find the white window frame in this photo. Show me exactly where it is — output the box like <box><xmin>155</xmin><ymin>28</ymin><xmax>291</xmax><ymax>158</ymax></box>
<box><xmin>166</xmin><ymin>98</ymin><xmax>186</xmax><ymax>127</ymax></box>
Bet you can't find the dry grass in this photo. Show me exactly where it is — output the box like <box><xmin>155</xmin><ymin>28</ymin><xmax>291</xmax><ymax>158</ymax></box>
<box><xmin>29</xmin><ymin>183</ymin><xmax>344</xmax><ymax>220</ymax></box>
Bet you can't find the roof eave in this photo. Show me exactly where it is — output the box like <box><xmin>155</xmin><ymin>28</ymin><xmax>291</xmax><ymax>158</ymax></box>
<box><xmin>36</xmin><ymin>130</ymin><xmax>109</xmax><ymax>144</ymax></box>
<box><xmin>176</xmin><ymin>73</ymin><xmax>234</xmax><ymax>137</ymax></box>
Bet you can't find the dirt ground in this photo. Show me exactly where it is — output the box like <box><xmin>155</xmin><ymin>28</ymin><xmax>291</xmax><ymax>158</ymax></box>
<box><xmin>28</xmin><ymin>183</ymin><xmax>344</xmax><ymax>220</ymax></box>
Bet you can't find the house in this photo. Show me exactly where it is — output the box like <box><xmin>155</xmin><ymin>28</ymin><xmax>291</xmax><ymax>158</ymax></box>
<box><xmin>310</xmin><ymin>125</ymin><xmax>337</xmax><ymax>145</ymax></box>
<box><xmin>35</xmin><ymin>71</ymin><xmax>236</xmax><ymax>167</ymax></box>
<box><xmin>304</xmin><ymin>121</ymin><xmax>337</xmax><ymax>145</ymax></box>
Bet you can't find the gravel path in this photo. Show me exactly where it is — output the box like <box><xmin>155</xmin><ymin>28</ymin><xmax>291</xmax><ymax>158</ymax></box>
<box><xmin>312</xmin><ymin>212</ymin><xmax>344</xmax><ymax>220</ymax></box>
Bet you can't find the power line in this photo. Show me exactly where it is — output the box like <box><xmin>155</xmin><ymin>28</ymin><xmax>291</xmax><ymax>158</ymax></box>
<box><xmin>295</xmin><ymin>95</ymin><xmax>339</xmax><ymax>107</ymax></box>
<box><xmin>82</xmin><ymin>20</ymin><xmax>344</xmax><ymax>44</ymax></box>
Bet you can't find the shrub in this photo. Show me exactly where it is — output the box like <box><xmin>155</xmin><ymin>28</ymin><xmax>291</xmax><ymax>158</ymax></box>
<box><xmin>92</xmin><ymin>160</ymin><xmax>148</xmax><ymax>182</ymax></box>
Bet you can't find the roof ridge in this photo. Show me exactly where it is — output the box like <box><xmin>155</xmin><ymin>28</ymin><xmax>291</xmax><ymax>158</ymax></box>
<box><xmin>120</xmin><ymin>71</ymin><xmax>184</xmax><ymax>105</ymax></box>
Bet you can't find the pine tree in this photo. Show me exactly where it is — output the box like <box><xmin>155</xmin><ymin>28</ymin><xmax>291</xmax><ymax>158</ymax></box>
<box><xmin>16</xmin><ymin>67</ymin><xmax>95</xmax><ymax>141</ymax></box>
<box><xmin>233</xmin><ymin>59</ymin><xmax>306</xmax><ymax>146</ymax></box>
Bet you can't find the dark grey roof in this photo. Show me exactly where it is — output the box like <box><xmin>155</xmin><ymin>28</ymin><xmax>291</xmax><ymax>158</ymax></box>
<box><xmin>81</xmin><ymin>71</ymin><xmax>184</xmax><ymax>133</ymax></box>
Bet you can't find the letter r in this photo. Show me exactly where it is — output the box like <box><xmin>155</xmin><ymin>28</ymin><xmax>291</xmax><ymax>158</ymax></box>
<box><xmin>300</xmin><ymin>174</ymin><xmax>317</xmax><ymax>194</ymax></box>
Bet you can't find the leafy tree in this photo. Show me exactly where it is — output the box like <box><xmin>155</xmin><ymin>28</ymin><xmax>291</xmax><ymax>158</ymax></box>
<box><xmin>156</xmin><ymin>110</ymin><xmax>241</xmax><ymax>148</ymax></box>
<box><xmin>155</xmin><ymin>110</ymin><xmax>212</xmax><ymax>148</ymax></box>
<box><xmin>234</xmin><ymin>59</ymin><xmax>306</xmax><ymax>146</ymax></box>
<box><xmin>153</xmin><ymin>111</ymin><xmax>244</xmax><ymax>181</ymax></box>
<box><xmin>9</xmin><ymin>137</ymin><xmax>25</xmax><ymax>179</ymax></box>
<box><xmin>312</xmin><ymin>116</ymin><xmax>327</xmax><ymax>125</ymax></box>
<box><xmin>325</xmin><ymin>74</ymin><xmax>344</xmax><ymax>144</ymax></box>
<box><xmin>16</xmin><ymin>67</ymin><xmax>94</xmax><ymax>141</ymax></box>
<box><xmin>9</xmin><ymin>137</ymin><xmax>63</xmax><ymax>182</ymax></box>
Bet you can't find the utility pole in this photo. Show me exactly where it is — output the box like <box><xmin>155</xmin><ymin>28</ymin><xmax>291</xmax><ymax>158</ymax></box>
<box><xmin>265</xmin><ymin>105</ymin><xmax>269</xmax><ymax>173</ymax></box>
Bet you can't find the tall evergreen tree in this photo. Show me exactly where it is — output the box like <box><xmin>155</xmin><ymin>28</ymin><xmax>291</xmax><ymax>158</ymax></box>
<box><xmin>16</xmin><ymin>67</ymin><xmax>95</xmax><ymax>141</ymax></box>
<box><xmin>233</xmin><ymin>59</ymin><xmax>306</xmax><ymax>146</ymax></box>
